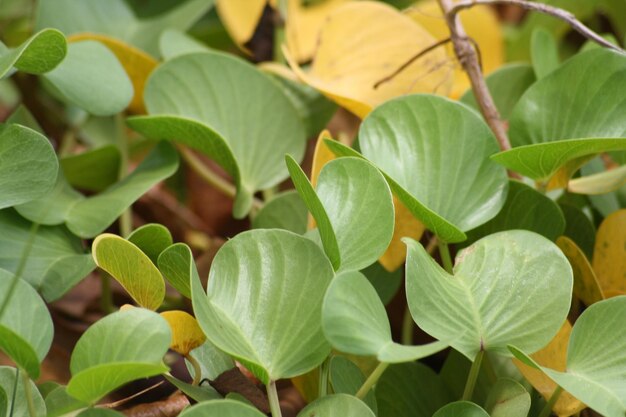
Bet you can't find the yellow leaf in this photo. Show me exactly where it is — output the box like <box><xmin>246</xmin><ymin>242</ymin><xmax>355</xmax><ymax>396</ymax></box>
<box><xmin>545</xmin><ymin>155</ymin><xmax>596</xmax><ymax>191</ymax></box>
<box><xmin>285</xmin><ymin>0</ymin><xmax>351</xmax><ymax>63</ymax></box>
<box><xmin>285</xmin><ymin>1</ymin><xmax>453</xmax><ymax>118</ymax></box>
<box><xmin>160</xmin><ymin>310</ymin><xmax>207</xmax><ymax>356</ymax></box>
<box><xmin>592</xmin><ymin>209</ymin><xmax>626</xmax><ymax>296</ymax></box>
<box><xmin>216</xmin><ymin>0</ymin><xmax>267</xmax><ymax>53</ymax></box>
<box><xmin>291</xmin><ymin>367</ymin><xmax>320</xmax><ymax>403</ymax></box>
<box><xmin>556</xmin><ymin>236</ymin><xmax>604</xmax><ymax>306</ymax></box>
<box><xmin>568</xmin><ymin>164</ymin><xmax>626</xmax><ymax>195</ymax></box>
<box><xmin>514</xmin><ymin>321</ymin><xmax>586</xmax><ymax>417</ymax></box>
<box><xmin>68</xmin><ymin>33</ymin><xmax>158</xmax><ymax>114</ymax></box>
<box><xmin>308</xmin><ymin>130</ymin><xmax>337</xmax><ymax>229</ymax></box>
<box><xmin>379</xmin><ymin>195</ymin><xmax>425</xmax><ymax>272</ymax></box>
<box><xmin>405</xmin><ymin>0</ymin><xmax>503</xmax><ymax>98</ymax></box>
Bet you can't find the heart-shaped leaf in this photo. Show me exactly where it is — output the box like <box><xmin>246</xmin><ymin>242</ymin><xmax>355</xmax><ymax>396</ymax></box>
<box><xmin>465</xmin><ymin>180</ymin><xmax>565</xmax><ymax>244</ymax></box>
<box><xmin>376</xmin><ymin>362</ymin><xmax>452</xmax><ymax>417</ymax></box>
<box><xmin>157</xmin><ymin>243</ymin><xmax>196</xmax><ymax>299</ymax></box>
<box><xmin>160</xmin><ymin>310</ymin><xmax>206</xmax><ymax>356</ymax></box>
<box><xmin>66</xmin><ymin>141</ymin><xmax>179</xmax><ymax>238</ymax></box>
<box><xmin>285</xmin><ymin>2</ymin><xmax>452</xmax><ymax>118</ymax></box>
<box><xmin>329</xmin><ymin>356</ymin><xmax>377</xmax><ymax>413</ymax></box>
<box><xmin>493</xmin><ymin>48</ymin><xmax>626</xmax><ymax>184</ymax></box>
<box><xmin>592</xmin><ymin>209</ymin><xmax>626</xmax><ymax>295</ymax></box>
<box><xmin>251</xmin><ymin>191</ymin><xmax>308</xmax><ymax>235</ymax></box>
<box><xmin>0</xmin><ymin>366</ymin><xmax>46</xmax><ymax>417</ymax></box>
<box><xmin>510</xmin><ymin>296</ymin><xmax>626</xmax><ymax>417</ymax></box>
<box><xmin>433</xmin><ymin>401</ymin><xmax>490</xmax><ymax>417</ymax></box>
<box><xmin>287</xmin><ymin>156</ymin><xmax>394</xmax><ymax>272</ymax></box>
<box><xmin>0</xmin><ymin>29</ymin><xmax>66</xmax><ymax>78</ymax></box>
<box><xmin>0</xmin><ymin>123</ymin><xmax>58</xmax><ymax>210</ymax></box>
<box><xmin>323</xmin><ymin>271</ymin><xmax>448</xmax><ymax>363</ymax></box>
<box><xmin>359</xmin><ymin>94</ymin><xmax>508</xmax><ymax>243</ymax></box>
<box><xmin>178</xmin><ymin>399</ymin><xmax>265</xmax><ymax>417</ymax></box>
<box><xmin>127</xmin><ymin>223</ymin><xmax>173</xmax><ymax>264</ymax></box>
<box><xmin>93</xmin><ymin>234</ymin><xmax>165</xmax><ymax>310</ymax></box>
<box><xmin>405</xmin><ymin>230</ymin><xmax>572</xmax><ymax>359</ymax></box>
<box><xmin>484</xmin><ymin>378</ymin><xmax>531</xmax><ymax>417</ymax></box>
<box><xmin>67</xmin><ymin>308</ymin><xmax>171</xmax><ymax>404</ymax></box>
<box><xmin>128</xmin><ymin>51</ymin><xmax>306</xmax><ymax>218</ymax></box>
<box><xmin>0</xmin><ymin>270</ymin><xmax>53</xmax><ymax>378</ymax></box>
<box><xmin>192</xmin><ymin>229</ymin><xmax>334</xmax><ymax>384</ymax></box>
<box><xmin>43</xmin><ymin>40</ymin><xmax>133</xmax><ymax>116</ymax></box>
<box><xmin>298</xmin><ymin>394</ymin><xmax>375</xmax><ymax>417</ymax></box>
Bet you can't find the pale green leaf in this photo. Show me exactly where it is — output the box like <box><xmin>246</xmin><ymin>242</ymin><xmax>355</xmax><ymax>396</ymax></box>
<box><xmin>251</xmin><ymin>190</ymin><xmax>307</xmax><ymax>235</ymax></box>
<box><xmin>159</xmin><ymin>29</ymin><xmax>210</xmax><ymax>60</ymax></box>
<box><xmin>329</xmin><ymin>356</ymin><xmax>377</xmax><ymax>413</ymax></box>
<box><xmin>0</xmin><ymin>367</ymin><xmax>46</xmax><ymax>417</ymax></box>
<box><xmin>322</xmin><ymin>271</ymin><xmax>447</xmax><ymax>363</ymax></box>
<box><xmin>66</xmin><ymin>141</ymin><xmax>179</xmax><ymax>238</ymax></box>
<box><xmin>433</xmin><ymin>401</ymin><xmax>490</xmax><ymax>417</ymax></box>
<box><xmin>192</xmin><ymin>229</ymin><xmax>334</xmax><ymax>384</ymax></box>
<box><xmin>0</xmin><ymin>123</ymin><xmax>58</xmax><ymax>210</ymax></box>
<box><xmin>0</xmin><ymin>270</ymin><xmax>53</xmax><ymax>379</ymax></box>
<box><xmin>43</xmin><ymin>41</ymin><xmax>133</xmax><ymax>116</ymax></box>
<box><xmin>405</xmin><ymin>230</ymin><xmax>572</xmax><ymax>359</ymax></box>
<box><xmin>362</xmin><ymin>261</ymin><xmax>403</xmax><ymax>305</ymax></box>
<box><xmin>157</xmin><ymin>243</ymin><xmax>197</xmax><ymax>299</ymax></box>
<box><xmin>68</xmin><ymin>308</ymin><xmax>171</xmax><ymax>403</ymax></box>
<box><xmin>0</xmin><ymin>29</ymin><xmax>66</xmax><ymax>78</ymax></box>
<box><xmin>45</xmin><ymin>386</ymin><xmax>87</xmax><ymax>417</ymax></box>
<box><xmin>93</xmin><ymin>234</ymin><xmax>165</xmax><ymax>310</ymax></box>
<box><xmin>359</xmin><ymin>95</ymin><xmax>508</xmax><ymax>242</ymax></box>
<box><xmin>297</xmin><ymin>394</ymin><xmax>375</xmax><ymax>417</ymax></box>
<box><xmin>178</xmin><ymin>399</ymin><xmax>265</xmax><ymax>417</ymax></box>
<box><xmin>569</xmin><ymin>164</ymin><xmax>626</xmax><ymax>195</ymax></box>
<box><xmin>127</xmin><ymin>223</ymin><xmax>173</xmax><ymax>264</ymax></box>
<box><xmin>531</xmin><ymin>28</ymin><xmax>560</xmax><ymax>79</ymax></box>
<box><xmin>484</xmin><ymin>378</ymin><xmax>531</xmax><ymax>417</ymax></box>
<box><xmin>5</xmin><ymin>105</ymin><xmax>43</xmax><ymax>133</ymax></box>
<box><xmin>186</xmin><ymin>340</ymin><xmax>235</xmax><ymax>381</ymax></box>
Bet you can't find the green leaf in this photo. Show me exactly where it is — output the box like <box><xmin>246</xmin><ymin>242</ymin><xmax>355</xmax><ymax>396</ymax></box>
<box><xmin>465</xmin><ymin>180</ymin><xmax>565</xmax><ymax>244</ymax></box>
<box><xmin>297</xmin><ymin>394</ymin><xmax>375</xmax><ymax>417</ymax></box>
<box><xmin>178</xmin><ymin>399</ymin><xmax>265</xmax><ymax>417</ymax></box>
<box><xmin>76</xmin><ymin>409</ymin><xmax>125</xmax><ymax>417</ymax></box>
<box><xmin>93</xmin><ymin>234</ymin><xmax>165</xmax><ymax>310</ymax></box>
<box><xmin>36</xmin><ymin>0</ymin><xmax>214</xmax><ymax>56</ymax></box>
<box><xmin>359</xmin><ymin>94</ymin><xmax>508</xmax><ymax>243</ymax></box>
<box><xmin>0</xmin><ymin>209</ymin><xmax>95</xmax><ymax>301</ymax></box>
<box><xmin>0</xmin><ymin>29</ymin><xmax>66</xmax><ymax>78</ymax></box>
<box><xmin>128</xmin><ymin>51</ymin><xmax>305</xmax><ymax>218</ymax></box>
<box><xmin>433</xmin><ymin>401</ymin><xmax>490</xmax><ymax>417</ymax></box>
<box><xmin>484</xmin><ymin>378</ymin><xmax>531</xmax><ymax>417</ymax></box>
<box><xmin>5</xmin><ymin>105</ymin><xmax>44</xmax><ymax>133</ymax></box>
<box><xmin>66</xmin><ymin>141</ymin><xmax>179</xmax><ymax>238</ymax></box>
<box><xmin>376</xmin><ymin>362</ymin><xmax>452</xmax><ymax>417</ymax></box>
<box><xmin>0</xmin><ymin>123</ymin><xmax>58</xmax><ymax>210</ymax></box>
<box><xmin>251</xmin><ymin>190</ymin><xmax>308</xmax><ymax>235</ymax></box>
<box><xmin>510</xmin><ymin>296</ymin><xmax>626</xmax><ymax>417</ymax></box>
<box><xmin>45</xmin><ymin>386</ymin><xmax>87</xmax><ymax>417</ymax></box>
<box><xmin>42</xmin><ymin>40</ymin><xmax>133</xmax><ymax>116</ymax></box>
<box><xmin>186</xmin><ymin>340</ymin><xmax>235</xmax><ymax>381</ymax></box>
<box><xmin>127</xmin><ymin>223</ymin><xmax>173</xmax><ymax>264</ymax></box>
<box><xmin>288</xmin><ymin>156</ymin><xmax>394</xmax><ymax>272</ymax></box>
<box><xmin>405</xmin><ymin>230</ymin><xmax>572</xmax><ymax>359</ymax></box>
<box><xmin>159</xmin><ymin>29</ymin><xmax>210</xmax><ymax>60</ymax></box>
<box><xmin>0</xmin><ymin>386</ymin><xmax>6</xmax><ymax>417</ymax></box>
<box><xmin>0</xmin><ymin>270</ymin><xmax>53</xmax><ymax>379</ymax></box>
<box><xmin>531</xmin><ymin>28</ymin><xmax>560</xmax><ymax>79</ymax></box>
<box><xmin>329</xmin><ymin>356</ymin><xmax>377</xmax><ymax>414</ymax></box>
<box><xmin>67</xmin><ymin>308</ymin><xmax>171</xmax><ymax>404</ymax></box>
<box><xmin>361</xmin><ymin>261</ymin><xmax>403</xmax><ymax>305</ymax></box>
<box><xmin>560</xmin><ymin>203</ymin><xmax>596</xmax><ymax>259</ymax></box>
<box><xmin>0</xmin><ymin>366</ymin><xmax>46</xmax><ymax>417</ymax></box>
<box><xmin>163</xmin><ymin>374</ymin><xmax>221</xmax><ymax>402</ymax></box>
<box><xmin>460</xmin><ymin>63</ymin><xmax>536</xmax><ymax>120</ymax></box>
<box><xmin>440</xmin><ymin>349</ymin><xmax>491</xmax><ymax>405</ymax></box>
<box><xmin>192</xmin><ymin>229</ymin><xmax>334</xmax><ymax>384</ymax></box>
<box><xmin>157</xmin><ymin>243</ymin><xmax>196</xmax><ymax>299</ymax></box>
<box><xmin>60</xmin><ymin>145</ymin><xmax>121</xmax><ymax>192</ymax></box>
<box><xmin>322</xmin><ymin>271</ymin><xmax>447</xmax><ymax>363</ymax></box>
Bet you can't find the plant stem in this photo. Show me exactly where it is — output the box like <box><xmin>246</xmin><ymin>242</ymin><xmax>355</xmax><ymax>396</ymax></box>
<box><xmin>21</xmin><ymin>370</ymin><xmax>36</xmax><ymax>417</ymax></box>
<box><xmin>538</xmin><ymin>386</ymin><xmax>563</xmax><ymax>417</ymax></box>
<box><xmin>273</xmin><ymin>0</ymin><xmax>288</xmax><ymax>63</ymax></box>
<box><xmin>318</xmin><ymin>356</ymin><xmax>330</xmax><ymax>398</ymax></box>
<box><xmin>401</xmin><ymin>306</ymin><xmax>414</xmax><ymax>345</ymax></box>
<box><xmin>0</xmin><ymin>222</ymin><xmax>39</xmax><ymax>320</ymax></box>
<box><xmin>356</xmin><ymin>362</ymin><xmax>389</xmax><ymax>400</ymax></box>
<box><xmin>462</xmin><ymin>349</ymin><xmax>484</xmax><ymax>401</ymax></box>
<box><xmin>8</xmin><ymin>367</ymin><xmax>19</xmax><ymax>417</ymax></box>
<box><xmin>186</xmin><ymin>354</ymin><xmax>202</xmax><ymax>385</ymax></box>
<box><xmin>99</xmin><ymin>271</ymin><xmax>114</xmax><ymax>314</ymax></box>
<box><xmin>115</xmin><ymin>113</ymin><xmax>132</xmax><ymax>237</ymax></box>
<box><xmin>438</xmin><ymin>241</ymin><xmax>453</xmax><ymax>273</ymax></box>
<box><xmin>267</xmin><ymin>380</ymin><xmax>283</xmax><ymax>417</ymax></box>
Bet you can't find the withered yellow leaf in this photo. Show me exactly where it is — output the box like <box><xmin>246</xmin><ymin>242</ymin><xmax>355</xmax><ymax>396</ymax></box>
<box><xmin>292</xmin><ymin>367</ymin><xmax>320</xmax><ymax>403</ymax></box>
<box><xmin>68</xmin><ymin>33</ymin><xmax>158</xmax><ymax>114</ymax></box>
<box><xmin>379</xmin><ymin>195</ymin><xmax>425</xmax><ymax>272</ymax></box>
<box><xmin>308</xmin><ymin>130</ymin><xmax>338</xmax><ymax>229</ymax></box>
<box><xmin>405</xmin><ymin>0</ymin><xmax>503</xmax><ymax>99</ymax></box>
<box><xmin>514</xmin><ymin>321</ymin><xmax>586</xmax><ymax>417</ymax></box>
<box><xmin>592</xmin><ymin>209</ymin><xmax>626</xmax><ymax>295</ymax></box>
<box><xmin>216</xmin><ymin>0</ymin><xmax>267</xmax><ymax>53</ymax></box>
<box><xmin>160</xmin><ymin>310</ymin><xmax>207</xmax><ymax>356</ymax></box>
<box><xmin>556</xmin><ymin>236</ymin><xmax>604</xmax><ymax>306</ymax></box>
<box><xmin>285</xmin><ymin>1</ymin><xmax>453</xmax><ymax>118</ymax></box>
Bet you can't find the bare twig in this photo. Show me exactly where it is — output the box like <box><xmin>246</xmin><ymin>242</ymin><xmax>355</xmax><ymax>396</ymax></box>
<box><xmin>99</xmin><ymin>381</ymin><xmax>164</xmax><ymax>409</ymax></box>
<box><xmin>374</xmin><ymin>38</ymin><xmax>453</xmax><ymax>89</ymax></box>
<box><xmin>450</xmin><ymin>0</ymin><xmax>626</xmax><ymax>55</ymax></box>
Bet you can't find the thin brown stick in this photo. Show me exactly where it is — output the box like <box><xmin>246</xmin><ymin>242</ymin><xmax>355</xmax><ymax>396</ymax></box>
<box><xmin>99</xmin><ymin>381</ymin><xmax>164</xmax><ymax>409</ymax></box>
<box><xmin>450</xmin><ymin>0</ymin><xmax>626</xmax><ymax>55</ymax></box>
<box><xmin>374</xmin><ymin>38</ymin><xmax>453</xmax><ymax>89</ymax></box>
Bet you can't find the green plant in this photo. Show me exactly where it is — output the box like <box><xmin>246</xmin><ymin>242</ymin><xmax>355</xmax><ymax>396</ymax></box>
<box><xmin>0</xmin><ymin>1</ymin><xmax>625</xmax><ymax>417</ymax></box>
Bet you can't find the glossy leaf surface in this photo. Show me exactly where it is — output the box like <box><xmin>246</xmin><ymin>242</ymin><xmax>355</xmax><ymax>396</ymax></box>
<box><xmin>157</xmin><ymin>243</ymin><xmax>197</xmax><ymax>299</ymax></box>
<box><xmin>127</xmin><ymin>223</ymin><xmax>173</xmax><ymax>264</ymax></box>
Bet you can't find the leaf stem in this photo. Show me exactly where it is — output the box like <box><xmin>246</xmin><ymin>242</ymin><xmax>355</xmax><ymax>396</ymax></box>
<box><xmin>267</xmin><ymin>380</ymin><xmax>283</xmax><ymax>417</ymax></box>
<box><xmin>186</xmin><ymin>354</ymin><xmax>203</xmax><ymax>385</ymax></box>
<box><xmin>115</xmin><ymin>113</ymin><xmax>132</xmax><ymax>237</ymax></box>
<box><xmin>438</xmin><ymin>240</ymin><xmax>454</xmax><ymax>273</ymax></box>
<box><xmin>21</xmin><ymin>370</ymin><xmax>36</xmax><ymax>417</ymax></box>
<box><xmin>8</xmin><ymin>367</ymin><xmax>19</xmax><ymax>417</ymax></box>
<box><xmin>318</xmin><ymin>356</ymin><xmax>330</xmax><ymax>398</ymax></box>
<box><xmin>401</xmin><ymin>306</ymin><xmax>414</xmax><ymax>345</ymax></box>
<box><xmin>356</xmin><ymin>362</ymin><xmax>389</xmax><ymax>400</ymax></box>
<box><xmin>99</xmin><ymin>271</ymin><xmax>114</xmax><ymax>314</ymax></box>
<box><xmin>462</xmin><ymin>349</ymin><xmax>484</xmax><ymax>401</ymax></box>
<box><xmin>538</xmin><ymin>386</ymin><xmax>563</xmax><ymax>417</ymax></box>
